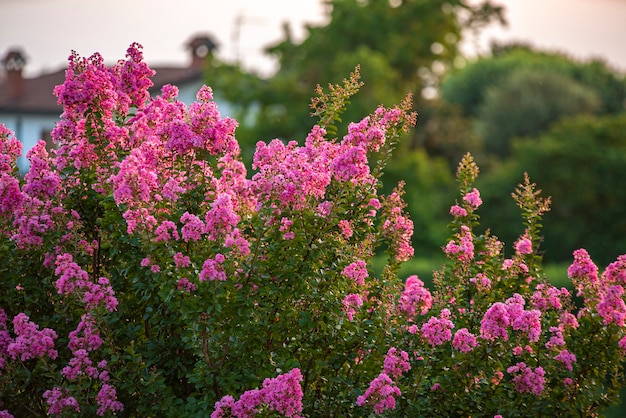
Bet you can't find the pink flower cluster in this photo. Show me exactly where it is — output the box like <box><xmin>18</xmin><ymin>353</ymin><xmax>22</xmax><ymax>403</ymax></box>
<box><xmin>54</xmin><ymin>253</ymin><xmax>118</xmax><ymax>312</ymax></box>
<box><xmin>251</xmin><ymin>137</ymin><xmax>333</xmax><ymax>211</ymax></box>
<box><xmin>356</xmin><ymin>373</ymin><xmax>401</xmax><ymax>414</ymax></box>
<box><xmin>531</xmin><ymin>284</ymin><xmax>568</xmax><ymax>311</ymax></box>
<box><xmin>211</xmin><ymin>368</ymin><xmax>303</xmax><ymax>418</ymax></box>
<box><xmin>383</xmin><ymin>347</ymin><xmax>411</xmax><ymax>379</ymax></box>
<box><xmin>341</xmin><ymin>259</ymin><xmax>368</xmax><ymax>285</ymax></box>
<box><xmin>506</xmin><ymin>362</ymin><xmax>546</xmax><ymax>396</ymax></box>
<box><xmin>449</xmin><ymin>204</ymin><xmax>467</xmax><ymax>218</ymax></box>
<box><xmin>470</xmin><ymin>273</ymin><xmax>492</xmax><ymax>292</ymax></box>
<box><xmin>342</xmin><ymin>293</ymin><xmax>364</xmax><ymax>321</ymax></box>
<box><xmin>444</xmin><ymin>225</ymin><xmax>474</xmax><ymax>262</ymax></box>
<box><xmin>554</xmin><ymin>349</ymin><xmax>577</xmax><ymax>371</ymax></box>
<box><xmin>514</xmin><ymin>235</ymin><xmax>533</xmax><ymax>255</ymax></box>
<box><xmin>200</xmin><ymin>254</ymin><xmax>227</xmax><ymax>282</ymax></box>
<box><xmin>421</xmin><ymin>309</ymin><xmax>455</xmax><ymax>347</ymax></box>
<box><xmin>398</xmin><ymin>275</ymin><xmax>433</xmax><ymax>318</ymax></box>
<box><xmin>568</xmin><ymin>249</ymin><xmax>600</xmax><ymax>301</ymax></box>
<box><xmin>381</xmin><ymin>188</ymin><xmax>415</xmax><ymax>262</ymax></box>
<box><xmin>462</xmin><ymin>188</ymin><xmax>482</xmax><ymax>209</ymax></box>
<box><xmin>43</xmin><ymin>387</ymin><xmax>80</xmax><ymax>416</ymax></box>
<box><xmin>6</xmin><ymin>313</ymin><xmax>58</xmax><ymax>362</ymax></box>
<box><xmin>452</xmin><ymin>328</ymin><xmax>478</xmax><ymax>353</ymax></box>
<box><xmin>480</xmin><ymin>294</ymin><xmax>542</xmax><ymax>342</ymax></box>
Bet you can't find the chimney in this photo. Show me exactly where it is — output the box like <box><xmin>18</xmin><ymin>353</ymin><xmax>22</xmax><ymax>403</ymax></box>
<box><xmin>1</xmin><ymin>49</ymin><xmax>27</xmax><ymax>102</ymax></box>
<box><xmin>185</xmin><ymin>35</ymin><xmax>218</xmax><ymax>70</ymax></box>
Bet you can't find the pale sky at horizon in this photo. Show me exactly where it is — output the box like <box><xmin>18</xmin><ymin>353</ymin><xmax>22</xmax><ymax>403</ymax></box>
<box><xmin>1</xmin><ymin>0</ymin><xmax>626</xmax><ymax>79</ymax></box>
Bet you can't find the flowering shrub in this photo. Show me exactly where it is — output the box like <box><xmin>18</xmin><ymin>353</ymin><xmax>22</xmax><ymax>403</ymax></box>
<box><xmin>0</xmin><ymin>44</ymin><xmax>625</xmax><ymax>417</ymax></box>
<box><xmin>357</xmin><ymin>158</ymin><xmax>626</xmax><ymax>416</ymax></box>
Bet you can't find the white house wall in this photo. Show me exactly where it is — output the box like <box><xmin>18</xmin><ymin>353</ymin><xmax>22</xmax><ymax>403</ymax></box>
<box><xmin>0</xmin><ymin>113</ymin><xmax>58</xmax><ymax>173</ymax></box>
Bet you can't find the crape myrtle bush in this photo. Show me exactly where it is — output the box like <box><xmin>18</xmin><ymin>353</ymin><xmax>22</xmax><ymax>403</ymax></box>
<box><xmin>0</xmin><ymin>44</ymin><xmax>625</xmax><ymax>417</ymax></box>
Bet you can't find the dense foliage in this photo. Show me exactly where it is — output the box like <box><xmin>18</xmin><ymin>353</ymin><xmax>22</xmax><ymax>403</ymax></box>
<box><xmin>1</xmin><ymin>45</ymin><xmax>626</xmax><ymax>417</ymax></box>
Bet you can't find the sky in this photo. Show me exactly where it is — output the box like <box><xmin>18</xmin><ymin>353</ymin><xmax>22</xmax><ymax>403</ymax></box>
<box><xmin>1</xmin><ymin>0</ymin><xmax>626</xmax><ymax>79</ymax></box>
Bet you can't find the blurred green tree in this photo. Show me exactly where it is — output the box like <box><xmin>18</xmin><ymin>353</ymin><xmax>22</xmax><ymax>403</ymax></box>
<box><xmin>208</xmin><ymin>0</ymin><xmax>505</xmax><ymax>146</ymax></box>
<box><xmin>476</xmin><ymin>67</ymin><xmax>600</xmax><ymax>157</ymax></box>
<box><xmin>477</xmin><ymin>113</ymin><xmax>626</xmax><ymax>266</ymax></box>
<box><xmin>440</xmin><ymin>45</ymin><xmax>626</xmax><ymax>158</ymax></box>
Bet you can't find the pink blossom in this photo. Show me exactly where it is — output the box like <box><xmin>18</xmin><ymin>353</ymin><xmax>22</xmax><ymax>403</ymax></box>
<box><xmin>259</xmin><ymin>368</ymin><xmax>303</xmax><ymax>417</ymax></box>
<box><xmin>342</xmin><ymin>260</ymin><xmax>368</xmax><ymax>285</ymax></box>
<box><xmin>545</xmin><ymin>326</ymin><xmax>565</xmax><ymax>349</ymax></box>
<box><xmin>511</xmin><ymin>309</ymin><xmax>542</xmax><ymax>342</ymax></box>
<box><xmin>338</xmin><ymin>219</ymin><xmax>353</xmax><ymax>239</ymax></box>
<box><xmin>200</xmin><ymin>256</ymin><xmax>227</xmax><ymax>281</ymax></box>
<box><xmin>177</xmin><ymin>277</ymin><xmax>197</xmax><ymax>292</ymax></box>
<box><xmin>68</xmin><ymin>314</ymin><xmax>103</xmax><ymax>352</ymax></box>
<box><xmin>54</xmin><ymin>253</ymin><xmax>89</xmax><ymax>295</ymax></box>
<box><xmin>515</xmin><ymin>235</ymin><xmax>533</xmax><ymax>255</ymax></box>
<box><xmin>212</xmin><ymin>369</ymin><xmax>303</xmax><ymax>418</ymax></box>
<box><xmin>368</xmin><ymin>198</ymin><xmax>381</xmax><ymax>209</ymax></box>
<box><xmin>554</xmin><ymin>350</ymin><xmax>577</xmax><ymax>371</ymax></box>
<box><xmin>331</xmin><ymin>144</ymin><xmax>374</xmax><ymax>185</ymax></box>
<box><xmin>154</xmin><ymin>220</ymin><xmax>179</xmax><ymax>242</ymax></box>
<box><xmin>452</xmin><ymin>328</ymin><xmax>478</xmax><ymax>353</ymax></box>
<box><xmin>383</xmin><ymin>347</ymin><xmax>411</xmax><ymax>379</ymax></box>
<box><xmin>23</xmin><ymin>141</ymin><xmax>61</xmax><ymax>199</ymax></box>
<box><xmin>0</xmin><ymin>124</ymin><xmax>22</xmax><ymax>174</ymax></box>
<box><xmin>180</xmin><ymin>212</ymin><xmax>205</xmax><ymax>242</ymax></box>
<box><xmin>531</xmin><ymin>284</ymin><xmax>566</xmax><ymax>311</ymax></box>
<box><xmin>568</xmin><ymin>249</ymin><xmax>600</xmax><ymax>300</ymax></box>
<box><xmin>463</xmin><ymin>188</ymin><xmax>482</xmax><ymax>209</ymax></box>
<box><xmin>0</xmin><ymin>173</ymin><xmax>22</xmax><ymax>217</ymax></box>
<box><xmin>506</xmin><ymin>362</ymin><xmax>546</xmax><ymax>396</ymax></box>
<box><xmin>421</xmin><ymin>309</ymin><xmax>454</xmax><ymax>347</ymax></box>
<box><xmin>444</xmin><ymin>225</ymin><xmax>474</xmax><ymax>262</ymax></box>
<box><xmin>96</xmin><ymin>383</ymin><xmax>124</xmax><ymax>416</ymax></box>
<box><xmin>449</xmin><ymin>204</ymin><xmax>467</xmax><ymax>217</ymax></box>
<box><xmin>62</xmin><ymin>348</ymin><xmax>98</xmax><ymax>380</ymax></box>
<box><xmin>252</xmin><ymin>138</ymin><xmax>333</xmax><ymax>210</ymax></box>
<box><xmin>343</xmin><ymin>293</ymin><xmax>364</xmax><ymax>321</ymax></box>
<box><xmin>597</xmin><ymin>285</ymin><xmax>626</xmax><ymax>326</ymax></box>
<box><xmin>205</xmin><ymin>193</ymin><xmax>240</xmax><ymax>240</ymax></box>
<box><xmin>7</xmin><ymin>313</ymin><xmax>58</xmax><ymax>361</ymax></box>
<box><xmin>381</xmin><ymin>187</ymin><xmax>414</xmax><ymax>262</ymax></box>
<box><xmin>559</xmin><ymin>312</ymin><xmax>579</xmax><ymax>330</ymax></box>
<box><xmin>398</xmin><ymin>275</ymin><xmax>432</xmax><ymax>317</ymax></box>
<box><xmin>619</xmin><ymin>335</ymin><xmax>626</xmax><ymax>353</ymax></box>
<box><xmin>481</xmin><ymin>302</ymin><xmax>510</xmax><ymax>341</ymax></box>
<box><xmin>174</xmin><ymin>252</ymin><xmax>191</xmax><ymax>268</ymax></box>
<box><xmin>603</xmin><ymin>254</ymin><xmax>626</xmax><ymax>285</ymax></box>
<box><xmin>470</xmin><ymin>273</ymin><xmax>491</xmax><ymax>291</ymax></box>
<box><xmin>279</xmin><ymin>217</ymin><xmax>293</xmax><ymax>232</ymax></box>
<box><xmin>211</xmin><ymin>395</ymin><xmax>236</xmax><ymax>418</ymax></box>
<box><xmin>43</xmin><ymin>387</ymin><xmax>80</xmax><ymax>416</ymax></box>
<box><xmin>356</xmin><ymin>373</ymin><xmax>401</xmax><ymax>415</ymax></box>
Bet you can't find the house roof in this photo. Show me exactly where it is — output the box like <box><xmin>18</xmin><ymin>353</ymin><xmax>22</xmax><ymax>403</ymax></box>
<box><xmin>0</xmin><ymin>68</ymin><xmax>66</xmax><ymax>115</ymax></box>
